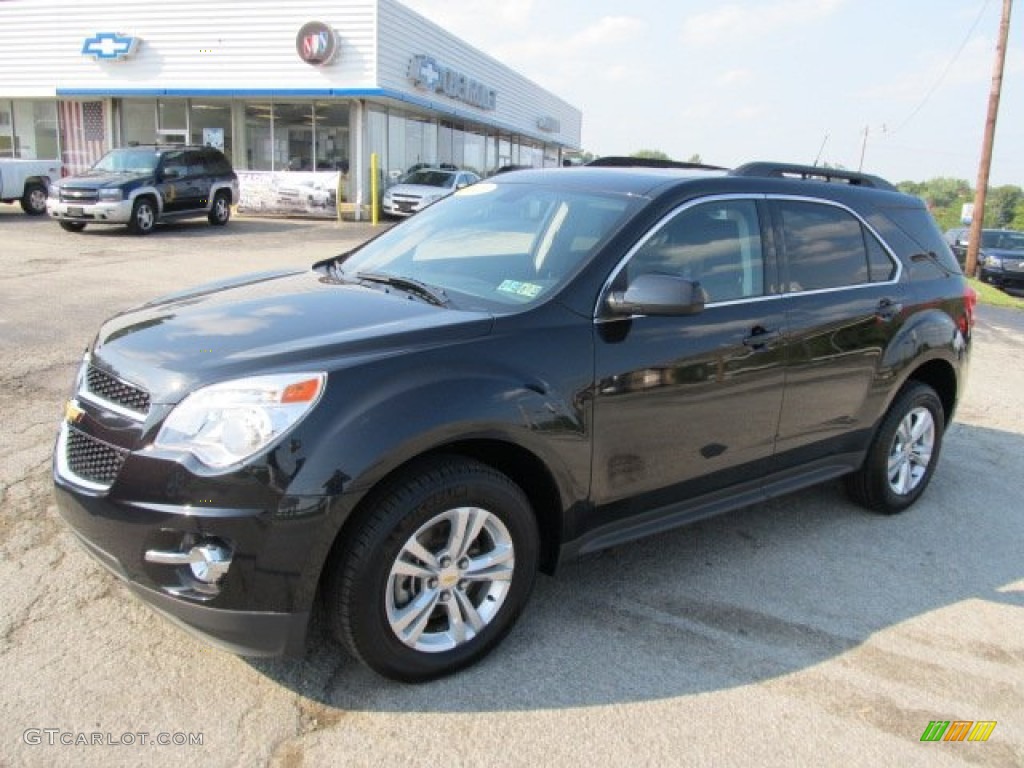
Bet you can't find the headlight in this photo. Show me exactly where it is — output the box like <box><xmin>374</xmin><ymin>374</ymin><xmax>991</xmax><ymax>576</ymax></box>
<box><xmin>48</xmin><ymin>185</ymin><xmax>60</xmax><ymax>199</ymax></box>
<box><xmin>98</xmin><ymin>188</ymin><xmax>123</xmax><ymax>202</ymax></box>
<box><xmin>154</xmin><ymin>372</ymin><xmax>326</xmax><ymax>468</ymax></box>
<box><xmin>985</xmin><ymin>254</ymin><xmax>1003</xmax><ymax>268</ymax></box>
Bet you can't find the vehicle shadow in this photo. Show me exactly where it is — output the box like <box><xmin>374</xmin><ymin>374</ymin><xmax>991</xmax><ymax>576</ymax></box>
<box><xmin>44</xmin><ymin>216</ymin><xmax>344</xmax><ymax>237</ymax></box>
<box><xmin>247</xmin><ymin>420</ymin><xmax>1023</xmax><ymax>713</ymax></box>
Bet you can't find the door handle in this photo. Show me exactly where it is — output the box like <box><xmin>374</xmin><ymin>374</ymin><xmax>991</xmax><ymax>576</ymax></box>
<box><xmin>876</xmin><ymin>297</ymin><xmax>903</xmax><ymax>322</ymax></box>
<box><xmin>742</xmin><ymin>327</ymin><xmax>780</xmax><ymax>348</ymax></box>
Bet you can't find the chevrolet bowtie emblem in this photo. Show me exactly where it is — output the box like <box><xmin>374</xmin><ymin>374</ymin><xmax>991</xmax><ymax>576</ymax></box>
<box><xmin>65</xmin><ymin>400</ymin><xmax>85</xmax><ymax>425</ymax></box>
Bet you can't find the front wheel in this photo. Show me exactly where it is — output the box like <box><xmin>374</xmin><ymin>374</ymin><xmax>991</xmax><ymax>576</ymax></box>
<box><xmin>325</xmin><ymin>456</ymin><xmax>539</xmax><ymax>682</ymax></box>
<box><xmin>128</xmin><ymin>197</ymin><xmax>156</xmax><ymax>235</ymax></box>
<box><xmin>21</xmin><ymin>183</ymin><xmax>48</xmax><ymax>215</ymax></box>
<box><xmin>208</xmin><ymin>190</ymin><xmax>231</xmax><ymax>226</ymax></box>
<box><xmin>844</xmin><ymin>382</ymin><xmax>945</xmax><ymax>514</ymax></box>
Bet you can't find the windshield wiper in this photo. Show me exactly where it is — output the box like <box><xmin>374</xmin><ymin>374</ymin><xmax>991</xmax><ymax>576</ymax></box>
<box><xmin>355</xmin><ymin>271</ymin><xmax>451</xmax><ymax>307</ymax></box>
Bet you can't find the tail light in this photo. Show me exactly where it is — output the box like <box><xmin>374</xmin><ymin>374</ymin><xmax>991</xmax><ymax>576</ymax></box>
<box><xmin>960</xmin><ymin>285</ymin><xmax>978</xmax><ymax>335</ymax></box>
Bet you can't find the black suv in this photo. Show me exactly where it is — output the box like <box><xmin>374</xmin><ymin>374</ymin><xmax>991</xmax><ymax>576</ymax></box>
<box><xmin>47</xmin><ymin>145</ymin><xmax>239</xmax><ymax>235</ymax></box>
<box><xmin>53</xmin><ymin>162</ymin><xmax>974</xmax><ymax>681</ymax></box>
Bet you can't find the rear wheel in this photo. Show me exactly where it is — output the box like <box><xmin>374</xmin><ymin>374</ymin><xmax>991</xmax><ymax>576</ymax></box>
<box><xmin>128</xmin><ymin>197</ymin><xmax>156</xmax><ymax>235</ymax></box>
<box><xmin>325</xmin><ymin>456</ymin><xmax>539</xmax><ymax>682</ymax></box>
<box><xmin>208</xmin><ymin>190</ymin><xmax>231</xmax><ymax>226</ymax></box>
<box><xmin>20</xmin><ymin>183</ymin><xmax>48</xmax><ymax>215</ymax></box>
<box><xmin>58</xmin><ymin>221</ymin><xmax>86</xmax><ymax>233</ymax></box>
<box><xmin>845</xmin><ymin>382</ymin><xmax>944</xmax><ymax>514</ymax></box>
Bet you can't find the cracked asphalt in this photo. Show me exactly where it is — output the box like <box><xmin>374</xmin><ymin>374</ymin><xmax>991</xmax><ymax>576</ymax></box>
<box><xmin>0</xmin><ymin>206</ymin><xmax>1021</xmax><ymax>768</ymax></box>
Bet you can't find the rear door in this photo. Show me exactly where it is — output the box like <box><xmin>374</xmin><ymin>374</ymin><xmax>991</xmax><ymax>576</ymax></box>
<box><xmin>769</xmin><ymin>197</ymin><xmax>903</xmax><ymax>468</ymax></box>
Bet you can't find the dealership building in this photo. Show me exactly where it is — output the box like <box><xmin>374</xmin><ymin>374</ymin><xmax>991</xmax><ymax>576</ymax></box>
<box><xmin>0</xmin><ymin>0</ymin><xmax>581</xmax><ymax>215</ymax></box>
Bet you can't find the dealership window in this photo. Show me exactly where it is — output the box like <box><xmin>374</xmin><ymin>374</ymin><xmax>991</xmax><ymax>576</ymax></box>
<box><xmin>312</xmin><ymin>101</ymin><xmax>349</xmax><ymax>171</ymax></box>
<box><xmin>120</xmin><ymin>100</ymin><xmax>157</xmax><ymax>146</ymax></box>
<box><xmin>0</xmin><ymin>100</ymin><xmax>58</xmax><ymax>159</ymax></box>
<box><xmin>240</xmin><ymin>101</ymin><xmax>349</xmax><ymax>172</ymax></box>
<box><xmin>189</xmin><ymin>100</ymin><xmax>231</xmax><ymax>154</ymax></box>
<box><xmin>0</xmin><ymin>100</ymin><xmax>13</xmax><ymax>157</ymax></box>
<box><xmin>463</xmin><ymin>127</ymin><xmax>485</xmax><ymax>176</ymax></box>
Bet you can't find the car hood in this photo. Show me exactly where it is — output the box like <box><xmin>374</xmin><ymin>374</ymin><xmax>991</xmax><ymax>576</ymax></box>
<box><xmin>90</xmin><ymin>269</ymin><xmax>493</xmax><ymax>404</ymax></box>
<box><xmin>59</xmin><ymin>170</ymin><xmax>153</xmax><ymax>189</ymax></box>
<box><xmin>385</xmin><ymin>183</ymin><xmax>453</xmax><ymax>197</ymax></box>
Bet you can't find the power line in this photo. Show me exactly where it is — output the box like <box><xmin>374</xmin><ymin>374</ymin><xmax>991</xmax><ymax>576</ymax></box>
<box><xmin>890</xmin><ymin>0</ymin><xmax>993</xmax><ymax>134</ymax></box>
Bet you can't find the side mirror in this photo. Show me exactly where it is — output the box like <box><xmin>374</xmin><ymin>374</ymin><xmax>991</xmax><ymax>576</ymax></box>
<box><xmin>161</xmin><ymin>168</ymin><xmax>180</xmax><ymax>181</ymax></box>
<box><xmin>605</xmin><ymin>273</ymin><xmax>705</xmax><ymax>317</ymax></box>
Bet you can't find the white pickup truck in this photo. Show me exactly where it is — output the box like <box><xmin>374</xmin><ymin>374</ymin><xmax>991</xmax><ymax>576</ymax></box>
<box><xmin>0</xmin><ymin>158</ymin><xmax>62</xmax><ymax>215</ymax></box>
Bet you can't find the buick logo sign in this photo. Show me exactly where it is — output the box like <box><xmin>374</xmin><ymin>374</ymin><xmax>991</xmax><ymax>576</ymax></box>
<box><xmin>296</xmin><ymin>21</ymin><xmax>339</xmax><ymax>66</ymax></box>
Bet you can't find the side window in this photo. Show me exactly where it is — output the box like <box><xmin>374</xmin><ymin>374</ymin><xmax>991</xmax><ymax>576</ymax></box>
<box><xmin>183</xmin><ymin>151</ymin><xmax>205</xmax><ymax>177</ymax></box>
<box><xmin>202</xmin><ymin>149</ymin><xmax>231</xmax><ymax>175</ymax></box>
<box><xmin>866</xmin><ymin>234</ymin><xmax>896</xmax><ymax>282</ymax></box>
<box><xmin>161</xmin><ymin>150</ymin><xmax>188</xmax><ymax>179</ymax></box>
<box><xmin>626</xmin><ymin>199</ymin><xmax>764</xmax><ymax>303</ymax></box>
<box><xmin>778</xmin><ymin>201</ymin><xmax>892</xmax><ymax>291</ymax></box>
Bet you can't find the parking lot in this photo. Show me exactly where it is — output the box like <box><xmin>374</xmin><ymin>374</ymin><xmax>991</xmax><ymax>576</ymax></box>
<box><xmin>1</xmin><ymin>206</ymin><xmax>1022</xmax><ymax>768</ymax></box>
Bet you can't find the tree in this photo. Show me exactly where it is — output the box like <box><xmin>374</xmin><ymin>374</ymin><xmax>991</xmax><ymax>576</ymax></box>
<box><xmin>989</xmin><ymin>185</ymin><xmax>1023</xmax><ymax>228</ymax></box>
<box><xmin>686</xmin><ymin>153</ymin><xmax>703</xmax><ymax>164</ymax></box>
<box><xmin>630</xmin><ymin>149</ymin><xmax>672</xmax><ymax>161</ymax></box>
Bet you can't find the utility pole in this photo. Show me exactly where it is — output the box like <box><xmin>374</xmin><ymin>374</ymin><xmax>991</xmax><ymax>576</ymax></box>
<box><xmin>965</xmin><ymin>0</ymin><xmax>1013</xmax><ymax>278</ymax></box>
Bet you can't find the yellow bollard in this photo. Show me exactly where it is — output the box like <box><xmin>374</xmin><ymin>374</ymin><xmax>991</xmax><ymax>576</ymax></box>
<box><xmin>370</xmin><ymin>152</ymin><xmax>379</xmax><ymax>226</ymax></box>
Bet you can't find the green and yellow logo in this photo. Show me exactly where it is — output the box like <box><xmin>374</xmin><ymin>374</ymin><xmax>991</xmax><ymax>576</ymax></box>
<box><xmin>920</xmin><ymin>720</ymin><xmax>997</xmax><ymax>742</ymax></box>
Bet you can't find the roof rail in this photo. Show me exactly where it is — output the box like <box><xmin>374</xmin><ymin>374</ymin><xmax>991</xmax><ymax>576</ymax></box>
<box><xmin>586</xmin><ymin>156</ymin><xmax>726</xmax><ymax>171</ymax></box>
<box><xmin>730</xmin><ymin>162</ymin><xmax>897</xmax><ymax>191</ymax></box>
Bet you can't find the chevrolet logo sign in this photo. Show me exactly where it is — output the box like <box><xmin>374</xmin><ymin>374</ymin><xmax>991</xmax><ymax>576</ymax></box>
<box><xmin>65</xmin><ymin>400</ymin><xmax>85</xmax><ymax>425</ymax></box>
<box><xmin>82</xmin><ymin>33</ymin><xmax>140</xmax><ymax>61</ymax></box>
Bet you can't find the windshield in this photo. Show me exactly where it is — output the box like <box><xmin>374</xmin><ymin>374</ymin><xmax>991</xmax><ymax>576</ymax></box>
<box><xmin>336</xmin><ymin>181</ymin><xmax>635</xmax><ymax>311</ymax></box>
<box><xmin>402</xmin><ymin>170</ymin><xmax>457</xmax><ymax>188</ymax></box>
<box><xmin>982</xmin><ymin>231</ymin><xmax>1024</xmax><ymax>251</ymax></box>
<box><xmin>92</xmin><ymin>149</ymin><xmax>160</xmax><ymax>174</ymax></box>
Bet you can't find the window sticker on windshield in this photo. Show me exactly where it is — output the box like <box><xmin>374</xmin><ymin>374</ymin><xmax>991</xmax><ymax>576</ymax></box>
<box><xmin>497</xmin><ymin>279</ymin><xmax>543</xmax><ymax>298</ymax></box>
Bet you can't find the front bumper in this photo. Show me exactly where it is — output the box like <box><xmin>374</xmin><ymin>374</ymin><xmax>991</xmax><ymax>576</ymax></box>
<box><xmin>53</xmin><ymin>434</ymin><xmax>333</xmax><ymax>656</ymax></box>
<box><xmin>47</xmin><ymin>198</ymin><xmax>133</xmax><ymax>224</ymax></box>
<box><xmin>381</xmin><ymin>198</ymin><xmax>417</xmax><ymax>217</ymax></box>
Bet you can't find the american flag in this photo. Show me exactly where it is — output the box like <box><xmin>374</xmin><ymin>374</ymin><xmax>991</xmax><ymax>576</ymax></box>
<box><xmin>59</xmin><ymin>101</ymin><xmax>107</xmax><ymax>174</ymax></box>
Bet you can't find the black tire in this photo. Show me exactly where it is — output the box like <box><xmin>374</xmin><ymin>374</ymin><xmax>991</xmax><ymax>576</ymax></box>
<box><xmin>20</xmin><ymin>183</ymin><xmax>48</xmax><ymax>215</ymax></box>
<box><xmin>58</xmin><ymin>221</ymin><xmax>87</xmax><ymax>233</ymax></box>
<box><xmin>208</xmin><ymin>190</ymin><xmax>231</xmax><ymax>226</ymax></box>
<box><xmin>844</xmin><ymin>382</ymin><xmax>945</xmax><ymax>514</ymax></box>
<box><xmin>127</xmin><ymin>197</ymin><xmax>156</xmax><ymax>235</ymax></box>
<box><xmin>325</xmin><ymin>455</ymin><xmax>539</xmax><ymax>682</ymax></box>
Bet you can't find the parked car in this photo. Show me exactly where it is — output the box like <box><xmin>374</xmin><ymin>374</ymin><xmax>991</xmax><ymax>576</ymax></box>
<box><xmin>944</xmin><ymin>227</ymin><xmax>970</xmax><ymax>267</ymax></box>
<box><xmin>0</xmin><ymin>157</ymin><xmax>61</xmax><ymax>215</ymax></box>
<box><xmin>974</xmin><ymin>229</ymin><xmax>1024</xmax><ymax>289</ymax></box>
<box><xmin>47</xmin><ymin>145</ymin><xmax>238</xmax><ymax>235</ymax></box>
<box><xmin>381</xmin><ymin>168</ymin><xmax>480</xmax><ymax>217</ymax></box>
<box><xmin>53</xmin><ymin>161</ymin><xmax>974</xmax><ymax>682</ymax></box>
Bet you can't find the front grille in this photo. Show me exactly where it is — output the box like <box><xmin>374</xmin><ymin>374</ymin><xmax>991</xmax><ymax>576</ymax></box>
<box><xmin>86</xmin><ymin>366</ymin><xmax>151</xmax><ymax>415</ymax></box>
<box><xmin>65</xmin><ymin>426</ymin><xmax>128</xmax><ymax>487</ymax></box>
<box><xmin>60</xmin><ymin>188</ymin><xmax>99</xmax><ymax>204</ymax></box>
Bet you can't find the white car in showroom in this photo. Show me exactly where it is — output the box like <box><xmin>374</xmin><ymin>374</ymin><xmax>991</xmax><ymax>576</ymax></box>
<box><xmin>381</xmin><ymin>168</ymin><xmax>479</xmax><ymax>217</ymax></box>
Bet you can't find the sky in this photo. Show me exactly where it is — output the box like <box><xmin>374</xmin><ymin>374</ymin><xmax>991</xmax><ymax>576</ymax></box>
<box><xmin>400</xmin><ymin>0</ymin><xmax>1022</xmax><ymax>186</ymax></box>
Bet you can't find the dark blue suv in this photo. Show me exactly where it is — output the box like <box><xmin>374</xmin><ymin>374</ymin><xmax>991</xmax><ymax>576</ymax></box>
<box><xmin>48</xmin><ymin>145</ymin><xmax>239</xmax><ymax>235</ymax></box>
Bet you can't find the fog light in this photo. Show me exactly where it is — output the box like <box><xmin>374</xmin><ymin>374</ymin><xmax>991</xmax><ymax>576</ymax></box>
<box><xmin>145</xmin><ymin>538</ymin><xmax>233</xmax><ymax>584</ymax></box>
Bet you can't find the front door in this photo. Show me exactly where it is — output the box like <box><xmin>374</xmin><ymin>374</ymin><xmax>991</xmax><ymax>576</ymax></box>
<box><xmin>591</xmin><ymin>197</ymin><xmax>786</xmax><ymax>530</ymax></box>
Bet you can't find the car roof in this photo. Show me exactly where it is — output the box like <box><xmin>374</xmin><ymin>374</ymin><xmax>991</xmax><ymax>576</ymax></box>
<box><xmin>485</xmin><ymin>162</ymin><xmax>907</xmax><ymax>205</ymax></box>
